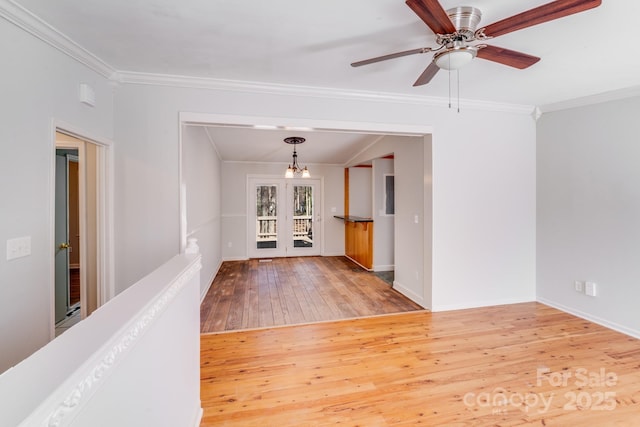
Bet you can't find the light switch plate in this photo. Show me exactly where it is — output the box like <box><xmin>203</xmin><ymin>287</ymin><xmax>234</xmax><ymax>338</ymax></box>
<box><xmin>585</xmin><ymin>282</ymin><xmax>597</xmax><ymax>297</ymax></box>
<box><xmin>7</xmin><ymin>236</ymin><xmax>31</xmax><ymax>260</ymax></box>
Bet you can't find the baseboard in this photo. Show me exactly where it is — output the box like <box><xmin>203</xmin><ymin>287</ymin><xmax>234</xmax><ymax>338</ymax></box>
<box><xmin>393</xmin><ymin>281</ymin><xmax>425</xmax><ymax>307</ymax></box>
<box><xmin>373</xmin><ymin>264</ymin><xmax>394</xmax><ymax>272</ymax></box>
<box><xmin>344</xmin><ymin>255</ymin><xmax>372</xmax><ymax>271</ymax></box>
<box><xmin>537</xmin><ymin>297</ymin><xmax>640</xmax><ymax>339</ymax></box>
<box><xmin>200</xmin><ymin>259</ymin><xmax>222</xmax><ymax>303</ymax></box>
<box><xmin>322</xmin><ymin>251</ymin><xmax>345</xmax><ymax>257</ymax></box>
<box><xmin>431</xmin><ymin>297</ymin><xmax>535</xmax><ymax>313</ymax></box>
<box><xmin>192</xmin><ymin>406</ymin><xmax>203</xmax><ymax>427</ymax></box>
<box><xmin>222</xmin><ymin>256</ymin><xmax>249</xmax><ymax>262</ymax></box>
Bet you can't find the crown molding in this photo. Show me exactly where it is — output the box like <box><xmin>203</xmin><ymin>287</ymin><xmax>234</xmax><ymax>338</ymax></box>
<box><xmin>0</xmin><ymin>0</ymin><xmax>115</xmax><ymax>78</ymax></box>
<box><xmin>4</xmin><ymin>0</ymin><xmax>639</xmax><ymax>116</ymax></box>
<box><xmin>0</xmin><ymin>0</ymin><xmax>535</xmax><ymax>115</ymax></box>
<box><xmin>114</xmin><ymin>70</ymin><xmax>536</xmax><ymax>116</ymax></box>
<box><xmin>538</xmin><ymin>86</ymin><xmax>640</xmax><ymax>114</ymax></box>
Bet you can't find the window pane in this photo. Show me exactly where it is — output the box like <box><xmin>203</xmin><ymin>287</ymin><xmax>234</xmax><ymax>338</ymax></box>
<box><xmin>385</xmin><ymin>175</ymin><xmax>395</xmax><ymax>215</ymax></box>
<box><xmin>293</xmin><ymin>185</ymin><xmax>313</xmax><ymax>248</ymax></box>
<box><xmin>256</xmin><ymin>185</ymin><xmax>277</xmax><ymax>249</ymax></box>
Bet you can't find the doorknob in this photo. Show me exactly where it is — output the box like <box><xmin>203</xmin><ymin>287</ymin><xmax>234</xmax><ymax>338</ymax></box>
<box><xmin>59</xmin><ymin>242</ymin><xmax>70</xmax><ymax>250</ymax></box>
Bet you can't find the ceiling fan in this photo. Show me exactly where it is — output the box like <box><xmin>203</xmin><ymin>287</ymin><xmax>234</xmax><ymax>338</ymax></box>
<box><xmin>351</xmin><ymin>0</ymin><xmax>602</xmax><ymax>86</ymax></box>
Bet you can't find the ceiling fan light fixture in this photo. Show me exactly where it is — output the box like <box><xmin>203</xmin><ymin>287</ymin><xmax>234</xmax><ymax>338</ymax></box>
<box><xmin>434</xmin><ymin>46</ymin><xmax>477</xmax><ymax>70</ymax></box>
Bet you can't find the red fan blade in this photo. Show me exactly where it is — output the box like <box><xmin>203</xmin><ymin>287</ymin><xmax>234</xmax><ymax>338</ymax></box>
<box><xmin>351</xmin><ymin>48</ymin><xmax>430</xmax><ymax>67</ymax></box>
<box><xmin>413</xmin><ymin>62</ymin><xmax>440</xmax><ymax>86</ymax></box>
<box><xmin>476</xmin><ymin>45</ymin><xmax>541</xmax><ymax>69</ymax></box>
<box><xmin>406</xmin><ymin>0</ymin><xmax>456</xmax><ymax>35</ymax></box>
<box><xmin>482</xmin><ymin>0</ymin><xmax>602</xmax><ymax>38</ymax></box>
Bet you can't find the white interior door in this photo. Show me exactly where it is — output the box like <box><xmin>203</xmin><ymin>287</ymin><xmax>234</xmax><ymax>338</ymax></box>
<box><xmin>248</xmin><ymin>178</ymin><xmax>321</xmax><ymax>258</ymax></box>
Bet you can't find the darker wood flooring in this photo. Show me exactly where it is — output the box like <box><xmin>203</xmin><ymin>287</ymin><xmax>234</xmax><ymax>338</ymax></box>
<box><xmin>69</xmin><ymin>268</ymin><xmax>80</xmax><ymax>306</ymax></box>
<box><xmin>200</xmin><ymin>256</ymin><xmax>423</xmax><ymax>333</ymax></box>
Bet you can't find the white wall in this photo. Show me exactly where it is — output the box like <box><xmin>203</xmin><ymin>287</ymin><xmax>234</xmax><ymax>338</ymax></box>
<box><xmin>431</xmin><ymin>111</ymin><xmax>536</xmax><ymax>311</ymax></box>
<box><xmin>182</xmin><ymin>126</ymin><xmax>222</xmax><ymax>298</ymax></box>
<box><xmin>348</xmin><ymin>167</ymin><xmax>372</xmax><ymax>217</ymax></box>
<box><xmin>220</xmin><ymin>162</ymin><xmax>345</xmax><ymax>259</ymax></box>
<box><xmin>372</xmin><ymin>158</ymin><xmax>394</xmax><ymax>271</ymax></box>
<box><xmin>0</xmin><ymin>19</ymin><xmax>114</xmax><ymax>373</ymax></box>
<box><xmin>537</xmin><ymin>96</ymin><xmax>640</xmax><ymax>337</ymax></box>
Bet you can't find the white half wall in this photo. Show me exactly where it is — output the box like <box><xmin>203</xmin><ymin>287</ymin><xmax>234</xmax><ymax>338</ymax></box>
<box><xmin>0</xmin><ymin>254</ymin><xmax>202</xmax><ymax>427</ymax></box>
<box><xmin>0</xmin><ymin>18</ymin><xmax>114</xmax><ymax>373</ymax></box>
<box><xmin>537</xmin><ymin>96</ymin><xmax>640</xmax><ymax>337</ymax></box>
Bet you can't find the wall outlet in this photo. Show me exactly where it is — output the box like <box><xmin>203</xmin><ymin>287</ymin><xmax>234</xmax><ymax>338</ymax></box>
<box><xmin>574</xmin><ymin>280</ymin><xmax>584</xmax><ymax>292</ymax></box>
<box><xmin>585</xmin><ymin>282</ymin><xmax>597</xmax><ymax>297</ymax></box>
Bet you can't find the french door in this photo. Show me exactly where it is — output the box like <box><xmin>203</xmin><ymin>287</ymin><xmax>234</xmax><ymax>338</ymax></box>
<box><xmin>248</xmin><ymin>177</ymin><xmax>321</xmax><ymax>258</ymax></box>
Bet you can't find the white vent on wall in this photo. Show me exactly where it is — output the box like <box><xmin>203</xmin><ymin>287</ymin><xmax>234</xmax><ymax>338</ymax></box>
<box><xmin>79</xmin><ymin>83</ymin><xmax>95</xmax><ymax>107</ymax></box>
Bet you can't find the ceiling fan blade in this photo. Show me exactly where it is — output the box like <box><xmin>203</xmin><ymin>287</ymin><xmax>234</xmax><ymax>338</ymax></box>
<box><xmin>482</xmin><ymin>0</ymin><xmax>601</xmax><ymax>38</ymax></box>
<box><xmin>406</xmin><ymin>0</ymin><xmax>456</xmax><ymax>35</ymax></box>
<box><xmin>351</xmin><ymin>48</ymin><xmax>430</xmax><ymax>67</ymax></box>
<box><xmin>476</xmin><ymin>45</ymin><xmax>541</xmax><ymax>69</ymax></box>
<box><xmin>413</xmin><ymin>62</ymin><xmax>440</xmax><ymax>86</ymax></box>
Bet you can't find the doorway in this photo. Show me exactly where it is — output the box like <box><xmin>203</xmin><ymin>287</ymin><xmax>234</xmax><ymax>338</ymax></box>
<box><xmin>248</xmin><ymin>177</ymin><xmax>322</xmax><ymax>258</ymax></box>
<box><xmin>54</xmin><ymin>131</ymin><xmax>102</xmax><ymax>335</ymax></box>
<box><xmin>54</xmin><ymin>149</ymin><xmax>80</xmax><ymax>328</ymax></box>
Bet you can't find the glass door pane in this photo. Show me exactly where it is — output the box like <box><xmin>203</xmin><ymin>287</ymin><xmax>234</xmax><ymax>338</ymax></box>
<box><xmin>292</xmin><ymin>185</ymin><xmax>313</xmax><ymax>248</ymax></box>
<box><xmin>256</xmin><ymin>185</ymin><xmax>278</xmax><ymax>250</ymax></box>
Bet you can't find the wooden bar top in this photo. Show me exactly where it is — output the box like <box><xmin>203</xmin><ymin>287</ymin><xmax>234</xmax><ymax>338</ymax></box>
<box><xmin>333</xmin><ymin>215</ymin><xmax>373</xmax><ymax>223</ymax></box>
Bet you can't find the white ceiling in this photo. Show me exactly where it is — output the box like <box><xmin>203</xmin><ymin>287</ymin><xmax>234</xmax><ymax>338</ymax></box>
<box><xmin>10</xmin><ymin>0</ymin><xmax>640</xmax><ymax>164</ymax></box>
<box><xmin>200</xmin><ymin>125</ymin><xmax>385</xmax><ymax>165</ymax></box>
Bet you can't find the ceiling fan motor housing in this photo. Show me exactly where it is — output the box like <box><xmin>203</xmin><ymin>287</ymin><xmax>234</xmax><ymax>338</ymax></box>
<box><xmin>447</xmin><ymin>6</ymin><xmax>482</xmax><ymax>40</ymax></box>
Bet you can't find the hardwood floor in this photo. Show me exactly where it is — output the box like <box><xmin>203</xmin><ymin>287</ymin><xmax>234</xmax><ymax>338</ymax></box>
<box><xmin>200</xmin><ymin>256</ymin><xmax>423</xmax><ymax>333</ymax></box>
<box><xmin>200</xmin><ymin>303</ymin><xmax>640</xmax><ymax>426</ymax></box>
<box><xmin>69</xmin><ymin>268</ymin><xmax>80</xmax><ymax>306</ymax></box>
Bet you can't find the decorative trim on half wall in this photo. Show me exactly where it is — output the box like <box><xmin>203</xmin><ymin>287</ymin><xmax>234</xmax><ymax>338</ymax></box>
<box><xmin>35</xmin><ymin>255</ymin><xmax>202</xmax><ymax>427</ymax></box>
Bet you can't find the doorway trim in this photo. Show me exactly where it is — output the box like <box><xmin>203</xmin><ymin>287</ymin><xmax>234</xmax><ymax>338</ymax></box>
<box><xmin>178</xmin><ymin>112</ymin><xmax>433</xmax><ymax>308</ymax></box>
<box><xmin>49</xmin><ymin>119</ymin><xmax>115</xmax><ymax>340</ymax></box>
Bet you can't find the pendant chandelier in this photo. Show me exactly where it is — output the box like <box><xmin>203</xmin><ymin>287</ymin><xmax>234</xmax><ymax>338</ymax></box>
<box><xmin>284</xmin><ymin>136</ymin><xmax>310</xmax><ymax>178</ymax></box>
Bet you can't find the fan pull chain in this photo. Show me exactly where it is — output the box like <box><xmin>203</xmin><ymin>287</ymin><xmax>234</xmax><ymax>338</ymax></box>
<box><xmin>457</xmin><ymin>69</ymin><xmax>460</xmax><ymax>113</ymax></box>
<box><xmin>447</xmin><ymin>72</ymin><xmax>451</xmax><ymax>109</ymax></box>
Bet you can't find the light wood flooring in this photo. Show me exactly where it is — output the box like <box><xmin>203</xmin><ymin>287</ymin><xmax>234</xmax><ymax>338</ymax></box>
<box><xmin>200</xmin><ymin>256</ymin><xmax>423</xmax><ymax>333</ymax></box>
<box><xmin>201</xmin><ymin>302</ymin><xmax>640</xmax><ymax>426</ymax></box>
